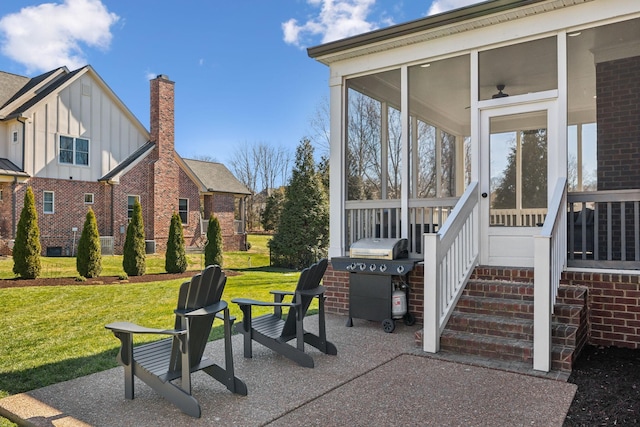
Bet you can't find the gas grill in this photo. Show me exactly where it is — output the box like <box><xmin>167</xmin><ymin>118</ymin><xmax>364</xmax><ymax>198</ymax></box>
<box><xmin>331</xmin><ymin>238</ymin><xmax>420</xmax><ymax>333</ymax></box>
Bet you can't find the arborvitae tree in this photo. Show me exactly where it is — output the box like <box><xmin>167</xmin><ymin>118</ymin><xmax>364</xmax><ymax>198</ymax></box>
<box><xmin>76</xmin><ymin>208</ymin><xmax>102</xmax><ymax>278</ymax></box>
<box><xmin>269</xmin><ymin>139</ymin><xmax>329</xmax><ymax>269</ymax></box>
<box><xmin>165</xmin><ymin>212</ymin><xmax>187</xmax><ymax>273</ymax></box>
<box><xmin>123</xmin><ymin>199</ymin><xmax>146</xmax><ymax>276</ymax></box>
<box><xmin>261</xmin><ymin>188</ymin><xmax>285</xmax><ymax>231</ymax></box>
<box><xmin>204</xmin><ymin>215</ymin><xmax>223</xmax><ymax>267</ymax></box>
<box><xmin>13</xmin><ymin>187</ymin><xmax>41</xmax><ymax>279</ymax></box>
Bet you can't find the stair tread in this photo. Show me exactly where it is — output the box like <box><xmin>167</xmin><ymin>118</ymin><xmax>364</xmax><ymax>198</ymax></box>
<box><xmin>441</xmin><ymin>329</ymin><xmax>575</xmax><ymax>352</ymax></box>
<box><xmin>450</xmin><ymin>311</ymin><xmax>579</xmax><ymax>328</ymax></box>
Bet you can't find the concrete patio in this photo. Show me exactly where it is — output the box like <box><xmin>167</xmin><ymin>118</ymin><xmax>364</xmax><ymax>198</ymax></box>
<box><xmin>0</xmin><ymin>314</ymin><xmax>577</xmax><ymax>426</ymax></box>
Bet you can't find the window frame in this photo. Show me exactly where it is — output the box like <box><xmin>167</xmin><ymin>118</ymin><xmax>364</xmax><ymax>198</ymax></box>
<box><xmin>43</xmin><ymin>191</ymin><xmax>55</xmax><ymax>214</ymax></box>
<box><xmin>58</xmin><ymin>135</ymin><xmax>90</xmax><ymax>166</ymax></box>
<box><xmin>84</xmin><ymin>193</ymin><xmax>94</xmax><ymax>204</ymax></box>
<box><xmin>127</xmin><ymin>195</ymin><xmax>140</xmax><ymax>221</ymax></box>
<box><xmin>178</xmin><ymin>198</ymin><xmax>189</xmax><ymax>224</ymax></box>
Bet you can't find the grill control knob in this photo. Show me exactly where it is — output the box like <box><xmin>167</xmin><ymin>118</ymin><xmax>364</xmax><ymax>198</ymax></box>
<box><xmin>396</xmin><ymin>265</ymin><xmax>405</xmax><ymax>274</ymax></box>
<box><xmin>369</xmin><ymin>264</ymin><xmax>376</xmax><ymax>272</ymax></box>
<box><xmin>379</xmin><ymin>264</ymin><xmax>387</xmax><ymax>273</ymax></box>
<box><xmin>359</xmin><ymin>263</ymin><xmax>366</xmax><ymax>271</ymax></box>
<box><xmin>348</xmin><ymin>263</ymin><xmax>356</xmax><ymax>271</ymax></box>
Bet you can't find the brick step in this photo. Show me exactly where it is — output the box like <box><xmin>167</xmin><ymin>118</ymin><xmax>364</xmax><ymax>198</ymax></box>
<box><xmin>439</xmin><ymin>330</ymin><xmax>574</xmax><ymax>372</ymax></box>
<box><xmin>446</xmin><ymin>312</ymin><xmax>579</xmax><ymax>347</ymax></box>
<box><xmin>455</xmin><ymin>294</ymin><xmax>534</xmax><ymax>320</ymax></box>
<box><xmin>464</xmin><ymin>280</ymin><xmax>588</xmax><ymax>305</ymax></box>
<box><xmin>463</xmin><ymin>280</ymin><xmax>534</xmax><ymax>301</ymax></box>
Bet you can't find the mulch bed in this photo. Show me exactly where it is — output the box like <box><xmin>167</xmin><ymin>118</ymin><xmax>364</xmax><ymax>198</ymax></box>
<box><xmin>0</xmin><ymin>270</ymin><xmax>240</xmax><ymax>289</ymax></box>
<box><xmin>564</xmin><ymin>344</ymin><xmax>640</xmax><ymax>426</ymax></box>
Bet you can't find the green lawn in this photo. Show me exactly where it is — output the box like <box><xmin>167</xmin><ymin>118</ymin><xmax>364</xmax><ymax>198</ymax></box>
<box><xmin>0</xmin><ymin>234</ymin><xmax>310</xmax><ymax>402</ymax></box>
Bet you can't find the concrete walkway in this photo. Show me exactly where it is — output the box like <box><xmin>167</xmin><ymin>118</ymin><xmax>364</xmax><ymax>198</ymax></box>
<box><xmin>0</xmin><ymin>314</ymin><xmax>577</xmax><ymax>426</ymax></box>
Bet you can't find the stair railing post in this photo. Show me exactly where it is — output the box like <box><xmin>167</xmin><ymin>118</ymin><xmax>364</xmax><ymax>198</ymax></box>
<box><xmin>533</xmin><ymin>234</ymin><xmax>552</xmax><ymax>372</ymax></box>
<box><xmin>424</xmin><ymin>232</ymin><xmax>440</xmax><ymax>353</ymax></box>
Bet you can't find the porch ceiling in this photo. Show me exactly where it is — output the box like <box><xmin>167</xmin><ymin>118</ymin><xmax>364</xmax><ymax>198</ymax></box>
<box><xmin>347</xmin><ymin>17</ymin><xmax>640</xmax><ymax>131</ymax></box>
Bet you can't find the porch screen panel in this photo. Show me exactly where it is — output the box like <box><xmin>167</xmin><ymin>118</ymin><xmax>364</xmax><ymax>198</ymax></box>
<box><xmin>408</xmin><ymin>55</ymin><xmax>470</xmax><ymax>199</ymax></box>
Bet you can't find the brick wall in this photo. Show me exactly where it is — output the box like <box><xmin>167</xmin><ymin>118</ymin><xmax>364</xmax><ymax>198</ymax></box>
<box><xmin>113</xmin><ymin>160</ymin><xmax>154</xmax><ymax>254</ymax></box>
<box><xmin>563</xmin><ymin>271</ymin><xmax>640</xmax><ymax>349</ymax></box>
<box><xmin>0</xmin><ymin>182</ymin><xmax>14</xmax><ymax>255</ymax></box>
<box><xmin>323</xmin><ymin>263</ymin><xmax>640</xmax><ymax>349</ymax></box>
<box><xmin>323</xmin><ymin>262</ymin><xmax>425</xmax><ymax>323</ymax></box>
<box><xmin>596</xmin><ymin>56</ymin><xmax>640</xmax><ymax>259</ymax></box>
<box><xmin>179</xmin><ymin>166</ymin><xmax>204</xmax><ymax>247</ymax></box>
<box><xmin>12</xmin><ymin>178</ymin><xmax>108</xmax><ymax>256</ymax></box>
<box><xmin>201</xmin><ymin>193</ymin><xmax>245</xmax><ymax>251</ymax></box>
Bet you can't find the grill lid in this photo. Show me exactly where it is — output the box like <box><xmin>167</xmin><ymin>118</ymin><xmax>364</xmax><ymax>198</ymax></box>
<box><xmin>349</xmin><ymin>238</ymin><xmax>408</xmax><ymax>260</ymax></box>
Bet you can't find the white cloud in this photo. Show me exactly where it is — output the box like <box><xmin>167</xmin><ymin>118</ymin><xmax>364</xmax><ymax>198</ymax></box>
<box><xmin>428</xmin><ymin>0</ymin><xmax>481</xmax><ymax>16</ymax></box>
<box><xmin>0</xmin><ymin>0</ymin><xmax>119</xmax><ymax>74</ymax></box>
<box><xmin>282</xmin><ymin>0</ymin><xmax>377</xmax><ymax>48</ymax></box>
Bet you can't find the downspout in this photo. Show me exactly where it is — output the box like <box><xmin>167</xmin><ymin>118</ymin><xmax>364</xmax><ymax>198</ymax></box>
<box><xmin>11</xmin><ymin>177</ymin><xmax>17</xmax><ymax>238</ymax></box>
<box><xmin>17</xmin><ymin>115</ymin><xmax>27</xmax><ymax>171</ymax></box>
<box><xmin>14</xmin><ymin>116</ymin><xmax>28</xmax><ymax>238</ymax></box>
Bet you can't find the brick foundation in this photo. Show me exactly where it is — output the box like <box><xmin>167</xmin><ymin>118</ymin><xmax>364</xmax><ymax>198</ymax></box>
<box><xmin>324</xmin><ymin>262</ymin><xmax>640</xmax><ymax>349</ymax></box>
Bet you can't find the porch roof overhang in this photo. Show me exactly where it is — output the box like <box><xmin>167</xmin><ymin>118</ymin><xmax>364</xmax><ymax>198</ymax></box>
<box><xmin>0</xmin><ymin>158</ymin><xmax>29</xmax><ymax>182</ymax></box>
<box><xmin>307</xmin><ymin>0</ymin><xmax>585</xmax><ymax>64</ymax></box>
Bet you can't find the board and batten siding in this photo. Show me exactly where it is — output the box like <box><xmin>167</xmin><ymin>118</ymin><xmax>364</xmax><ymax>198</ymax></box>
<box><xmin>22</xmin><ymin>74</ymin><xmax>148</xmax><ymax>180</ymax></box>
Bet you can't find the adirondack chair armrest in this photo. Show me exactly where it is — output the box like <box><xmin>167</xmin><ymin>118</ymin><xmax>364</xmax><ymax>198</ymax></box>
<box><xmin>296</xmin><ymin>285</ymin><xmax>326</xmax><ymax>298</ymax></box>
<box><xmin>174</xmin><ymin>300</ymin><xmax>228</xmax><ymax>318</ymax></box>
<box><xmin>231</xmin><ymin>298</ymin><xmax>297</xmax><ymax>308</ymax></box>
<box><xmin>105</xmin><ymin>321</ymin><xmax>186</xmax><ymax>337</ymax></box>
<box><xmin>270</xmin><ymin>290</ymin><xmax>294</xmax><ymax>297</ymax></box>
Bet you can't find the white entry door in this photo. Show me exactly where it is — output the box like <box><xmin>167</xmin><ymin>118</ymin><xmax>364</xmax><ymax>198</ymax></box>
<box><xmin>480</xmin><ymin>101</ymin><xmax>558</xmax><ymax>267</ymax></box>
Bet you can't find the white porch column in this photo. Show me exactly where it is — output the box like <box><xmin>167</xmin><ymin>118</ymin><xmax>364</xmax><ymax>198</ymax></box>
<box><xmin>328</xmin><ymin>75</ymin><xmax>346</xmax><ymax>258</ymax></box>
<box><xmin>400</xmin><ymin>65</ymin><xmax>410</xmax><ymax>239</ymax></box>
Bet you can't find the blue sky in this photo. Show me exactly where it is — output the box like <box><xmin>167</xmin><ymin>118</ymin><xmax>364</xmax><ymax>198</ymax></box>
<box><xmin>0</xmin><ymin>0</ymin><xmax>480</xmax><ymax>165</ymax></box>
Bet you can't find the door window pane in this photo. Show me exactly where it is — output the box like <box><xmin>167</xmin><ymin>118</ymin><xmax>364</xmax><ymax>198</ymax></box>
<box><xmin>490</xmin><ymin>111</ymin><xmax>547</xmax><ymax>226</ymax></box>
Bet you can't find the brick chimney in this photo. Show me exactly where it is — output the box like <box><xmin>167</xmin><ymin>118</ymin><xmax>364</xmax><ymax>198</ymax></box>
<box><xmin>149</xmin><ymin>74</ymin><xmax>179</xmax><ymax>250</ymax></box>
<box><xmin>150</xmin><ymin>74</ymin><xmax>175</xmax><ymax>160</ymax></box>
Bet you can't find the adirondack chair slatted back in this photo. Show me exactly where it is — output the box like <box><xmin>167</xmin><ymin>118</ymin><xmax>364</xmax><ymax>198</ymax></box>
<box><xmin>280</xmin><ymin>258</ymin><xmax>328</xmax><ymax>337</ymax></box>
<box><xmin>169</xmin><ymin>265</ymin><xmax>226</xmax><ymax>371</ymax></box>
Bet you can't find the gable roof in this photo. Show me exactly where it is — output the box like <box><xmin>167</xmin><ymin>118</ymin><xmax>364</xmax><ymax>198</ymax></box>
<box><xmin>181</xmin><ymin>158</ymin><xmax>251</xmax><ymax>195</ymax></box>
<box><xmin>0</xmin><ymin>71</ymin><xmax>29</xmax><ymax>108</ymax></box>
<box><xmin>0</xmin><ymin>66</ymin><xmax>149</xmax><ymax>139</ymax></box>
<box><xmin>99</xmin><ymin>141</ymin><xmax>155</xmax><ymax>182</ymax></box>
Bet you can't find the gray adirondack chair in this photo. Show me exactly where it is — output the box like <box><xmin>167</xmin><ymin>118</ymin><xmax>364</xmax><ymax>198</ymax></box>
<box><xmin>231</xmin><ymin>258</ymin><xmax>337</xmax><ymax>368</ymax></box>
<box><xmin>105</xmin><ymin>265</ymin><xmax>247</xmax><ymax>418</ymax></box>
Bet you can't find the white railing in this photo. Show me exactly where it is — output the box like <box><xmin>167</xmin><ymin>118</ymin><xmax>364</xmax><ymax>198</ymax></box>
<box><xmin>567</xmin><ymin>189</ymin><xmax>640</xmax><ymax>269</ymax></box>
<box><xmin>423</xmin><ymin>181</ymin><xmax>479</xmax><ymax>353</ymax></box>
<box><xmin>345</xmin><ymin>197</ymin><xmax>458</xmax><ymax>254</ymax></box>
<box><xmin>533</xmin><ymin>177</ymin><xmax>567</xmax><ymax>372</ymax></box>
<box><xmin>490</xmin><ymin>208</ymin><xmax>547</xmax><ymax>227</ymax></box>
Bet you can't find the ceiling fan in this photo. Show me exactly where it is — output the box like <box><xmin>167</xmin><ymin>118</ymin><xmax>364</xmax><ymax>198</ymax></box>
<box><xmin>492</xmin><ymin>84</ymin><xmax>509</xmax><ymax>99</ymax></box>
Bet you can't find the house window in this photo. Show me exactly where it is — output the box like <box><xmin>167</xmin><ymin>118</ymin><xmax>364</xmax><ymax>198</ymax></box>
<box><xmin>178</xmin><ymin>198</ymin><xmax>188</xmax><ymax>224</ymax></box>
<box><xmin>43</xmin><ymin>191</ymin><xmax>54</xmax><ymax>214</ymax></box>
<box><xmin>12</xmin><ymin>131</ymin><xmax>18</xmax><ymax>143</ymax></box>
<box><xmin>0</xmin><ymin>189</ymin><xmax>3</xmax><ymax>201</ymax></box>
<box><xmin>84</xmin><ymin>193</ymin><xmax>94</xmax><ymax>204</ymax></box>
<box><xmin>59</xmin><ymin>135</ymin><xmax>89</xmax><ymax>166</ymax></box>
<box><xmin>127</xmin><ymin>195</ymin><xmax>140</xmax><ymax>220</ymax></box>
